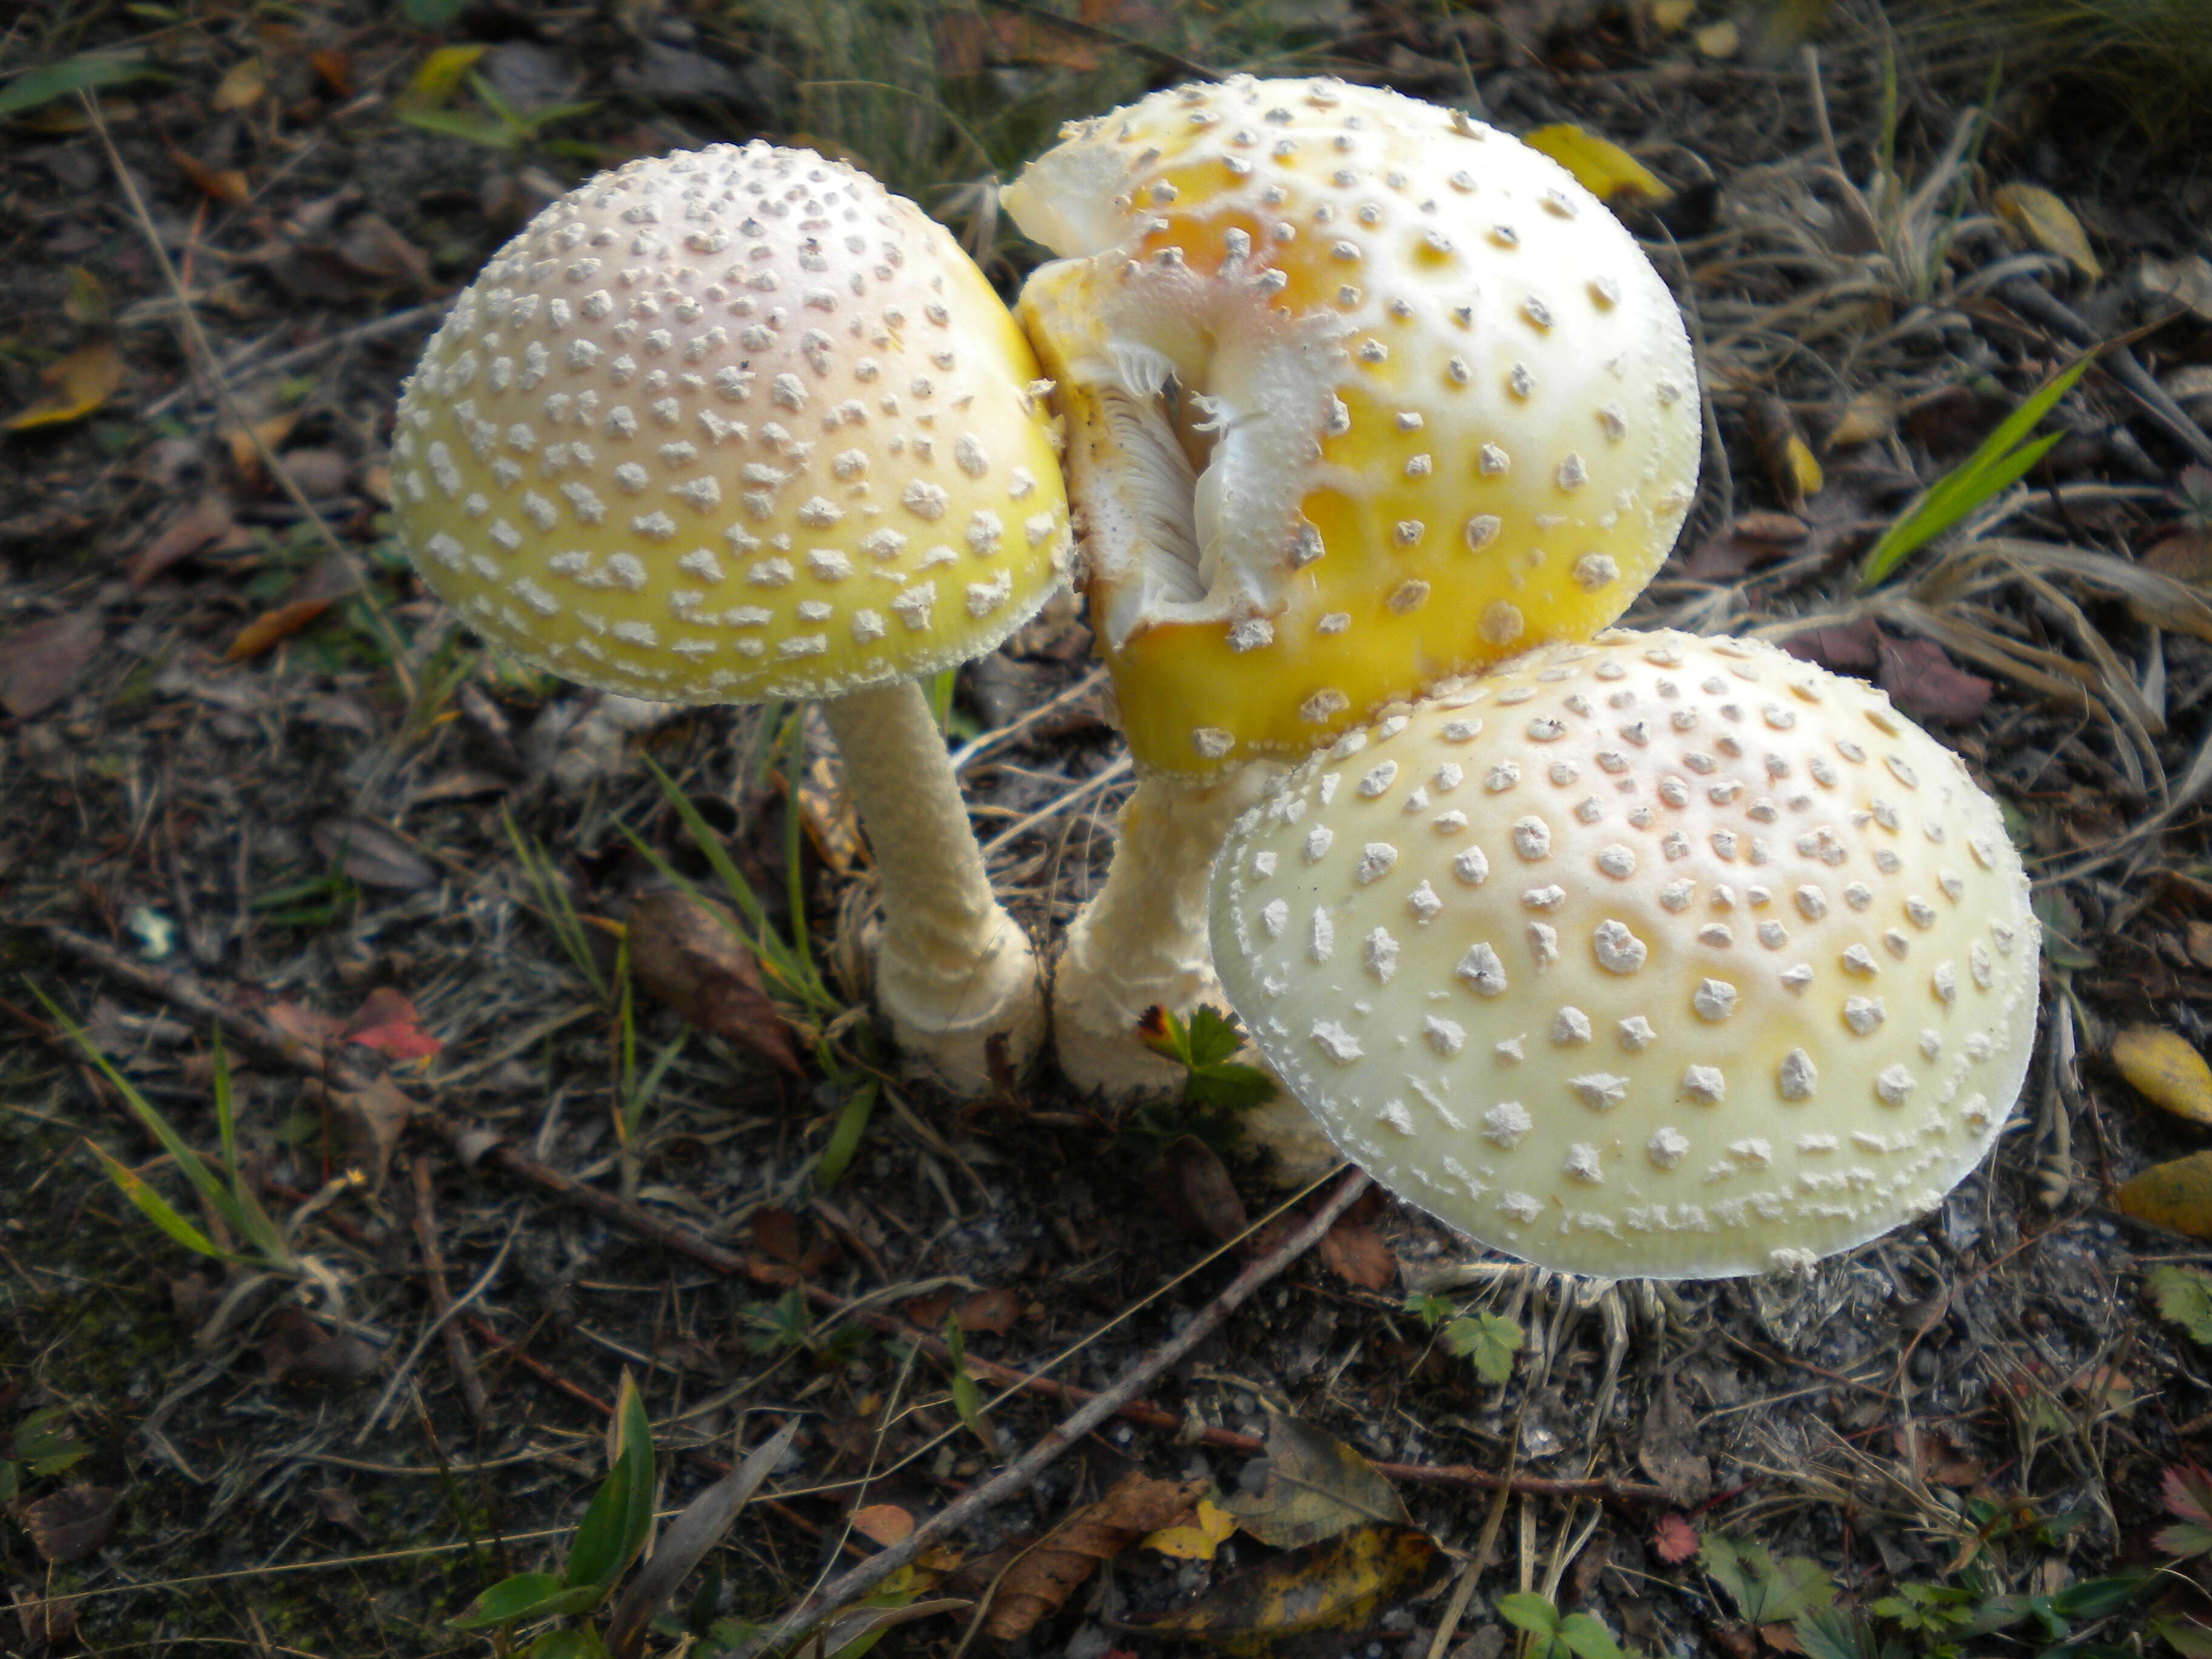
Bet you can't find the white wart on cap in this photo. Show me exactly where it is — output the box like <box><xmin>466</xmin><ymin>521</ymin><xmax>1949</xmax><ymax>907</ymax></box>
<box><xmin>392</xmin><ymin>141</ymin><xmax>1071</xmax><ymax>703</ymax></box>
<box><xmin>1208</xmin><ymin>631</ymin><xmax>2040</xmax><ymax>1278</ymax></box>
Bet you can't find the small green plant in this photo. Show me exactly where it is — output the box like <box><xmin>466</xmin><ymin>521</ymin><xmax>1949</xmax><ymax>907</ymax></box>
<box><xmin>1701</xmin><ymin>1535</ymin><xmax>1837</xmax><ymax>1627</ymax></box>
<box><xmin>0</xmin><ymin>1407</ymin><xmax>91</xmax><ymax>1504</ymax></box>
<box><xmin>1494</xmin><ymin>1592</ymin><xmax>1639</xmax><ymax>1659</ymax></box>
<box><xmin>2175</xmin><ymin>464</ymin><xmax>2212</xmax><ymax>532</ymax></box>
<box><xmin>43</xmin><ymin>994</ymin><xmax>298</xmax><ymax>1273</ymax></box>
<box><xmin>398</xmin><ymin>71</ymin><xmax>595</xmax><ymax>157</ymax></box>
<box><xmin>1403</xmin><ymin>1293</ymin><xmax>1525</xmax><ymax>1385</ymax></box>
<box><xmin>1858</xmin><ymin>354</ymin><xmax>2094</xmax><ymax>588</ymax></box>
<box><xmin>1121</xmin><ymin>1004</ymin><xmax>1278</xmax><ymax>1158</ymax></box>
<box><xmin>451</xmin><ymin>1373</ymin><xmax>796</xmax><ymax>1657</ymax></box>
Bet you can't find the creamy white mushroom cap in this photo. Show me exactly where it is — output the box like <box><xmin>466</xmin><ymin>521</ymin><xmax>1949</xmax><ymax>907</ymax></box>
<box><xmin>392</xmin><ymin>142</ymin><xmax>1071</xmax><ymax>702</ymax></box>
<box><xmin>1004</xmin><ymin>76</ymin><xmax>1698</xmax><ymax>779</ymax></box>
<box><xmin>1208</xmin><ymin>631</ymin><xmax>2040</xmax><ymax>1278</ymax></box>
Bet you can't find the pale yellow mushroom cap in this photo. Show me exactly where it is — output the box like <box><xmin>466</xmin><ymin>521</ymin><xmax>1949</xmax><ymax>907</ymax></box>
<box><xmin>1004</xmin><ymin>77</ymin><xmax>1699</xmax><ymax>779</ymax></box>
<box><xmin>392</xmin><ymin>142</ymin><xmax>1072</xmax><ymax>703</ymax></box>
<box><xmin>1209</xmin><ymin>632</ymin><xmax>2040</xmax><ymax>1279</ymax></box>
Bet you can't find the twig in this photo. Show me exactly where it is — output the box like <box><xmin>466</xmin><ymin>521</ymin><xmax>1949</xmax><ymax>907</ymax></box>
<box><xmin>138</xmin><ymin>301</ymin><xmax>451</xmax><ymax>422</ymax></box>
<box><xmin>724</xmin><ymin>1169</ymin><xmax>1373</xmax><ymax>1659</ymax></box>
<box><xmin>949</xmin><ymin>665</ymin><xmax>1108</xmax><ymax>776</ymax></box>
<box><xmin>980</xmin><ymin>752</ymin><xmax>1131</xmax><ymax>857</ymax></box>
<box><xmin>409</xmin><ymin>1156</ymin><xmax>491</xmax><ymax>1427</ymax></box>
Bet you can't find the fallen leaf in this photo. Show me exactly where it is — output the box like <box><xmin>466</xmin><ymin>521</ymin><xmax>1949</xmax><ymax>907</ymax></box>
<box><xmin>224</xmin><ymin>413</ymin><xmax>296</xmax><ymax>479</ymax></box>
<box><xmin>210</xmin><ymin>56</ymin><xmax>266</xmax><ymax>112</ymax></box>
<box><xmin>1225</xmin><ymin>1415</ymin><xmax>1410</xmax><ymax>1549</ymax></box>
<box><xmin>0</xmin><ymin>611</ymin><xmax>101</xmax><ymax>719</ymax></box>
<box><xmin>1746</xmin><ymin>395</ymin><xmax>1818</xmax><ymax>511</ymax></box>
<box><xmin>850</xmin><ymin>1504</ymin><xmax>914</xmax><ymax>1546</ymax></box>
<box><xmin>1994</xmin><ymin>183</ymin><xmax>2101</xmax><ymax>282</ymax></box>
<box><xmin>1875</xmin><ymin>634</ymin><xmax>1992</xmax><ymax>723</ymax></box>
<box><xmin>1153</xmin><ymin>1134</ymin><xmax>1247</xmax><ymax>1241</ymax></box>
<box><xmin>981</xmin><ymin>1474</ymin><xmax>1204</xmax><ymax>1643</ymax></box>
<box><xmin>2115</xmin><ymin>1151</ymin><xmax>2212</xmax><ymax>1241</ymax></box>
<box><xmin>626</xmin><ymin>891</ymin><xmax>803</xmax><ymax>1073</ymax></box>
<box><xmin>1694</xmin><ymin>19</ymin><xmax>1739</xmax><ymax>56</ymax></box>
<box><xmin>342</xmin><ymin>987</ymin><xmax>442</xmax><ymax>1064</ymax></box>
<box><xmin>950</xmin><ymin>1287</ymin><xmax>1023</xmax><ymax>1335</ymax></box>
<box><xmin>2147</xmin><ymin>1264</ymin><xmax>2212</xmax><ymax>1346</ymax></box>
<box><xmin>1653</xmin><ymin>1513</ymin><xmax>1700</xmax><ymax>1564</ymax></box>
<box><xmin>170</xmin><ymin>148</ymin><xmax>250</xmax><ymax>206</ymax></box>
<box><xmin>18</xmin><ymin>1487</ymin><xmax>121</xmax><ymax>1565</ymax></box>
<box><xmin>1827</xmin><ymin>392</ymin><xmax>1897</xmax><ymax>449</ymax></box>
<box><xmin>225</xmin><ymin>596</ymin><xmax>333</xmax><ymax>661</ymax></box>
<box><xmin>1143</xmin><ymin>1498</ymin><xmax>1238</xmax><ymax>1561</ymax></box>
<box><xmin>313</xmin><ymin>816</ymin><xmax>436</xmax><ymax>891</ymax></box>
<box><xmin>64</xmin><ymin>266</ymin><xmax>109</xmax><ymax>326</ymax></box>
<box><xmin>1649</xmin><ymin>0</ymin><xmax>1696</xmax><ymax>32</ymax></box>
<box><xmin>261</xmin><ymin>1307</ymin><xmax>381</xmax><ymax>1387</ymax></box>
<box><xmin>266</xmin><ymin>1000</ymin><xmax>345</xmax><ymax>1048</ymax></box>
<box><xmin>2137</xmin><ymin>255</ymin><xmax>2212</xmax><ymax>324</ymax></box>
<box><xmin>1638</xmin><ymin>1375</ymin><xmax>1712</xmax><ymax>1506</ymax></box>
<box><xmin>328</xmin><ymin>1076</ymin><xmax>415</xmax><ymax>1191</ymax></box>
<box><xmin>751</xmin><ymin>1208</ymin><xmax>837</xmax><ymax>1285</ymax></box>
<box><xmin>1316</xmin><ymin>1213</ymin><xmax>1395</xmax><ymax>1290</ymax></box>
<box><xmin>790</xmin><ymin>754</ymin><xmax>862</xmax><ymax>876</ymax></box>
<box><xmin>5</xmin><ymin>340</ymin><xmax>123</xmax><ymax>430</ymax></box>
<box><xmin>402</xmin><ymin>43</ymin><xmax>489</xmax><ymax>107</ymax></box>
<box><xmin>2112</xmin><ymin>1025</ymin><xmax>2212</xmax><ymax>1127</ymax></box>
<box><xmin>1781</xmin><ymin>617</ymin><xmax>1880</xmax><ymax>674</ymax></box>
<box><xmin>1136</xmin><ymin>1523</ymin><xmax>1438</xmax><ymax>1647</ymax></box>
<box><xmin>1785</xmin><ymin>435</ymin><xmax>1825</xmax><ymax>499</ymax></box>
<box><xmin>1521</xmin><ymin>125</ymin><xmax>1672</xmax><ymax>206</ymax></box>
<box><xmin>127</xmin><ymin>495</ymin><xmax>236</xmax><ymax>586</ymax></box>
<box><xmin>316</xmin><ymin>1484</ymin><xmax>370</xmax><ymax>1540</ymax></box>
<box><xmin>2187</xmin><ymin>921</ymin><xmax>2212</xmax><ymax>971</ymax></box>
<box><xmin>311</xmin><ymin>50</ymin><xmax>352</xmax><ymax>96</ymax></box>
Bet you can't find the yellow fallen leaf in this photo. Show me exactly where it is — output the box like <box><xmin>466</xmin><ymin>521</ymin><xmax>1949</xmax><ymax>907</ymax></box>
<box><xmin>211</xmin><ymin>56</ymin><xmax>266</xmax><ymax>113</ymax></box>
<box><xmin>2115</xmin><ymin>1151</ymin><xmax>2212</xmax><ymax>1241</ymax></box>
<box><xmin>1786</xmin><ymin>435</ymin><xmax>1824</xmax><ymax>499</ymax></box>
<box><xmin>1520</xmin><ymin>124</ymin><xmax>1672</xmax><ymax>206</ymax></box>
<box><xmin>1649</xmin><ymin>0</ymin><xmax>1696</xmax><ymax>32</ymax></box>
<box><xmin>1143</xmin><ymin>1498</ymin><xmax>1239</xmax><ymax>1561</ymax></box>
<box><xmin>2111</xmin><ymin>1024</ymin><xmax>2212</xmax><ymax>1127</ymax></box>
<box><xmin>403</xmin><ymin>44</ymin><xmax>488</xmax><ymax>108</ymax></box>
<box><xmin>1694</xmin><ymin>19</ymin><xmax>1739</xmax><ymax>56</ymax></box>
<box><xmin>1827</xmin><ymin>392</ymin><xmax>1895</xmax><ymax>449</ymax></box>
<box><xmin>5</xmin><ymin>340</ymin><xmax>124</xmax><ymax>430</ymax></box>
<box><xmin>1994</xmin><ymin>183</ymin><xmax>2102</xmax><ymax>283</ymax></box>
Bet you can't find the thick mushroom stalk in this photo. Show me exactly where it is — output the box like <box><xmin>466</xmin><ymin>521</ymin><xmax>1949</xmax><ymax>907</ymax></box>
<box><xmin>389</xmin><ymin>141</ymin><xmax>1073</xmax><ymax>1094</ymax></box>
<box><xmin>1004</xmin><ymin>76</ymin><xmax>1701</xmax><ymax>1099</ymax></box>
<box><xmin>1210</xmin><ymin>632</ymin><xmax>2042</xmax><ymax>1279</ymax></box>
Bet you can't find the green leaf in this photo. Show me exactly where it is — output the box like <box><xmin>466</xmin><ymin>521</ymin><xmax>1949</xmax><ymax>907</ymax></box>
<box><xmin>1557</xmin><ymin>1612</ymin><xmax>1627</xmax><ymax>1659</ymax></box>
<box><xmin>400</xmin><ymin>0</ymin><xmax>472</xmax><ymax>27</ymax></box>
<box><xmin>1792</xmin><ymin>1608</ymin><xmax>1894</xmax><ymax>1659</ymax></box>
<box><xmin>449</xmin><ymin>1574</ymin><xmax>600</xmax><ymax>1630</ymax></box>
<box><xmin>1496</xmin><ymin>1594</ymin><xmax>1564</xmax><ymax>1637</ymax></box>
<box><xmin>523</xmin><ymin>1629</ymin><xmax>605</xmax><ymax>1658</ymax></box>
<box><xmin>2147</xmin><ymin>1265</ymin><xmax>2212</xmax><ymax>1346</ymax></box>
<box><xmin>1701</xmin><ymin>1535</ymin><xmax>1836</xmax><ymax>1624</ymax></box>
<box><xmin>942</xmin><ymin>1318</ymin><xmax>997</xmax><ymax>1457</ymax></box>
<box><xmin>1402</xmin><ymin>1292</ymin><xmax>1454</xmax><ymax>1329</ymax></box>
<box><xmin>1858</xmin><ymin>354</ymin><xmax>2092</xmax><ymax>588</ymax></box>
<box><xmin>0</xmin><ymin>1462</ymin><xmax>16</xmax><ymax>1504</ymax></box>
<box><xmin>1137</xmin><ymin>1005</ymin><xmax>1276</xmax><ymax>1113</ymax></box>
<box><xmin>0</xmin><ymin>53</ymin><xmax>161</xmax><ymax>119</ymax></box>
<box><xmin>212</xmin><ymin>1036</ymin><xmax>297</xmax><ymax>1269</ymax></box>
<box><xmin>2046</xmin><ymin>1574</ymin><xmax>2145</xmax><ymax>1621</ymax></box>
<box><xmin>82</xmin><ymin>1139</ymin><xmax>233</xmax><ymax>1262</ymax></box>
<box><xmin>1441</xmin><ymin>1312</ymin><xmax>1523</xmax><ymax>1384</ymax></box>
<box><xmin>2153</xmin><ymin>1614</ymin><xmax>2212</xmax><ymax>1658</ymax></box>
<box><xmin>815</xmin><ymin>1079</ymin><xmax>878</xmax><ymax>1189</ymax></box>
<box><xmin>567</xmin><ymin>1370</ymin><xmax>656</xmax><ymax>1590</ymax></box>
<box><xmin>16</xmin><ymin>1407</ymin><xmax>90</xmax><ymax>1478</ymax></box>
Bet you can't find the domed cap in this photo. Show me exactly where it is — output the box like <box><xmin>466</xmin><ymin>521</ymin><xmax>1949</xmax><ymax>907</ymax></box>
<box><xmin>1208</xmin><ymin>631</ymin><xmax>2040</xmax><ymax>1278</ymax></box>
<box><xmin>392</xmin><ymin>141</ymin><xmax>1072</xmax><ymax>703</ymax></box>
<box><xmin>1004</xmin><ymin>77</ymin><xmax>1698</xmax><ymax>778</ymax></box>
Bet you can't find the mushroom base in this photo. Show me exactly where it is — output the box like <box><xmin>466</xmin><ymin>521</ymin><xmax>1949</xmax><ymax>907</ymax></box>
<box><xmin>1052</xmin><ymin>766</ymin><xmax>1280</xmax><ymax>1098</ymax></box>
<box><xmin>821</xmin><ymin>681</ymin><xmax>1045</xmax><ymax>1096</ymax></box>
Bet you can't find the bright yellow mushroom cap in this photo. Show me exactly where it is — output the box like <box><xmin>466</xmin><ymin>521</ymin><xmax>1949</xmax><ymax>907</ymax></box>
<box><xmin>1004</xmin><ymin>77</ymin><xmax>1700</xmax><ymax>779</ymax></box>
<box><xmin>392</xmin><ymin>142</ymin><xmax>1072</xmax><ymax>703</ymax></box>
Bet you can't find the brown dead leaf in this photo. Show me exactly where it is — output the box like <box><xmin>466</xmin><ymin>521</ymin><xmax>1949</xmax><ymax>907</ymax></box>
<box><xmin>626</xmin><ymin>891</ymin><xmax>802</xmax><ymax>1073</ymax></box>
<box><xmin>261</xmin><ymin>1307</ymin><xmax>381</xmax><ymax>1387</ymax></box>
<box><xmin>2111</xmin><ymin>1025</ymin><xmax>2212</xmax><ymax>1127</ymax></box>
<box><xmin>1652</xmin><ymin>1513</ymin><xmax>1700</xmax><ymax>1563</ymax></box>
<box><xmin>1875</xmin><ymin>634</ymin><xmax>1992</xmax><ymax>724</ymax></box>
<box><xmin>266</xmin><ymin>1000</ymin><xmax>345</xmax><ymax>1048</ymax></box>
<box><xmin>0</xmin><ymin>611</ymin><xmax>102</xmax><ymax>719</ymax></box>
<box><xmin>18</xmin><ymin>1487</ymin><xmax>121</xmax><ymax>1565</ymax></box>
<box><xmin>850</xmin><ymin>1504</ymin><xmax>914</xmax><ymax>1547</ymax></box>
<box><xmin>1152</xmin><ymin>1134</ymin><xmax>1246</xmax><ymax>1241</ymax></box>
<box><xmin>224</xmin><ymin>413</ymin><xmax>297</xmax><ymax>480</ymax></box>
<box><xmin>170</xmin><ymin>149</ymin><xmax>250</xmax><ymax>206</ymax></box>
<box><xmin>981</xmin><ymin>1475</ymin><xmax>1204</xmax><ymax>1642</ymax></box>
<box><xmin>2185</xmin><ymin>921</ymin><xmax>2212</xmax><ymax>970</ymax></box>
<box><xmin>1781</xmin><ymin>618</ymin><xmax>1880</xmax><ymax>674</ymax></box>
<box><xmin>310</xmin><ymin>50</ymin><xmax>352</xmax><ymax>96</ymax></box>
<box><xmin>2115</xmin><ymin>1151</ymin><xmax>2212</xmax><ymax>1240</ymax></box>
<box><xmin>1993</xmin><ymin>183</ymin><xmax>2102</xmax><ymax>282</ymax></box>
<box><xmin>749</xmin><ymin>1207</ymin><xmax>837</xmax><ymax>1286</ymax></box>
<box><xmin>5</xmin><ymin>340</ymin><xmax>124</xmax><ymax>430</ymax></box>
<box><xmin>790</xmin><ymin>754</ymin><xmax>863</xmax><ymax>876</ymax></box>
<box><xmin>1316</xmin><ymin>1214</ymin><xmax>1395</xmax><ymax>1290</ymax></box>
<box><xmin>328</xmin><ymin>1076</ymin><xmax>415</xmax><ymax>1191</ymax></box>
<box><xmin>211</xmin><ymin>56</ymin><xmax>266</xmax><ymax>112</ymax></box>
<box><xmin>1827</xmin><ymin>392</ymin><xmax>1897</xmax><ymax>449</ymax></box>
<box><xmin>950</xmin><ymin>1287</ymin><xmax>1023</xmax><ymax>1335</ymax></box>
<box><xmin>2138</xmin><ymin>255</ymin><xmax>2212</xmax><ymax>324</ymax></box>
<box><xmin>128</xmin><ymin>495</ymin><xmax>236</xmax><ymax>586</ymax></box>
<box><xmin>1225</xmin><ymin>1415</ymin><xmax>1410</xmax><ymax>1549</ymax></box>
<box><xmin>313</xmin><ymin>816</ymin><xmax>435</xmax><ymax>891</ymax></box>
<box><xmin>226</xmin><ymin>596</ymin><xmax>333</xmax><ymax>661</ymax></box>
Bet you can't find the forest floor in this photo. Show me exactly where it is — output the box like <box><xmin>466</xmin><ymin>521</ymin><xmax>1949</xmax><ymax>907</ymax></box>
<box><xmin>5</xmin><ymin>1</ymin><xmax>2212</xmax><ymax>1656</ymax></box>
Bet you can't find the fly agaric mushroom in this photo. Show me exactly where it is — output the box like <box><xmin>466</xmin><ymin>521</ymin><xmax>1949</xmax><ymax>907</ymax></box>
<box><xmin>391</xmin><ymin>141</ymin><xmax>1073</xmax><ymax>1094</ymax></box>
<box><xmin>1208</xmin><ymin>631</ymin><xmax>2039</xmax><ymax>1278</ymax></box>
<box><xmin>1002</xmin><ymin>76</ymin><xmax>1701</xmax><ymax>1098</ymax></box>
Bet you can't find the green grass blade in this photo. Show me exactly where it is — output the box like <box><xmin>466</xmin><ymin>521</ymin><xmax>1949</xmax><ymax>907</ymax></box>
<box><xmin>210</xmin><ymin>1037</ymin><xmax>297</xmax><ymax>1269</ymax></box>
<box><xmin>82</xmin><ymin>1140</ymin><xmax>234</xmax><ymax>1262</ymax></box>
<box><xmin>814</xmin><ymin>1078</ymin><xmax>879</xmax><ymax>1188</ymax></box>
<box><xmin>1859</xmin><ymin>354</ymin><xmax>2092</xmax><ymax>588</ymax></box>
<box><xmin>622</xmin><ymin>1030</ymin><xmax>689</xmax><ymax>1142</ymax></box>
<box><xmin>637</xmin><ymin>756</ymin><xmax>774</xmax><ymax>941</ymax></box>
<box><xmin>502</xmin><ymin>810</ymin><xmax>606</xmax><ymax>999</ymax></box>
<box><xmin>779</xmin><ymin>716</ymin><xmax>818</xmax><ymax>984</ymax></box>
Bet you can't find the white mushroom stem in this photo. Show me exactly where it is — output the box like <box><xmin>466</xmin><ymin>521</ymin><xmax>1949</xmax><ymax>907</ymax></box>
<box><xmin>1053</xmin><ymin>765</ymin><xmax>1280</xmax><ymax>1097</ymax></box>
<box><xmin>819</xmin><ymin>680</ymin><xmax>1044</xmax><ymax>1094</ymax></box>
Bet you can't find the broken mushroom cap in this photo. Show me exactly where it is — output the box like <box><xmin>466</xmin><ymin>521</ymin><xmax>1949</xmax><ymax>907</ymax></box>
<box><xmin>1004</xmin><ymin>76</ymin><xmax>1699</xmax><ymax>780</ymax></box>
<box><xmin>392</xmin><ymin>141</ymin><xmax>1072</xmax><ymax>703</ymax></box>
<box><xmin>1208</xmin><ymin>631</ymin><xmax>2040</xmax><ymax>1279</ymax></box>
